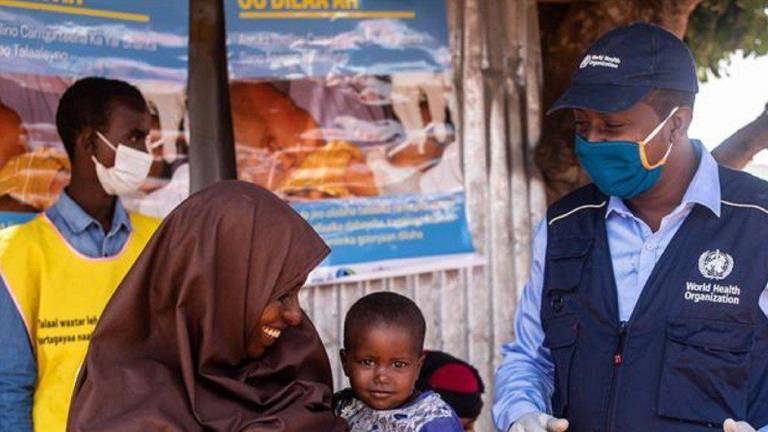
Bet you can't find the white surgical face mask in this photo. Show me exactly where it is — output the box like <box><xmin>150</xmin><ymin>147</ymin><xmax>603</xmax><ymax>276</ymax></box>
<box><xmin>92</xmin><ymin>131</ymin><xmax>154</xmax><ymax>195</ymax></box>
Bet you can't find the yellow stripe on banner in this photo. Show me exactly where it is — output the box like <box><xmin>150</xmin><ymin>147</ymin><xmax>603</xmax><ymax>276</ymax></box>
<box><xmin>239</xmin><ymin>10</ymin><xmax>416</xmax><ymax>20</ymax></box>
<box><xmin>0</xmin><ymin>0</ymin><xmax>149</xmax><ymax>23</ymax></box>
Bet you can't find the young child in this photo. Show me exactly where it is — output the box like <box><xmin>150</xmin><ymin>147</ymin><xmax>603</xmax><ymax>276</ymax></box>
<box><xmin>335</xmin><ymin>292</ymin><xmax>464</xmax><ymax>432</ymax></box>
<box><xmin>416</xmin><ymin>350</ymin><xmax>486</xmax><ymax>431</ymax></box>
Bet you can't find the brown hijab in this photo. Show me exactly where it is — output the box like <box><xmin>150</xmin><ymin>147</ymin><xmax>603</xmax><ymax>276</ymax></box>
<box><xmin>67</xmin><ymin>181</ymin><xmax>348</xmax><ymax>432</ymax></box>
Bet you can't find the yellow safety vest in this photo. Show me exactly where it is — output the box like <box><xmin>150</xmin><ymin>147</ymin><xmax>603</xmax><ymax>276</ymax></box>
<box><xmin>0</xmin><ymin>212</ymin><xmax>159</xmax><ymax>431</ymax></box>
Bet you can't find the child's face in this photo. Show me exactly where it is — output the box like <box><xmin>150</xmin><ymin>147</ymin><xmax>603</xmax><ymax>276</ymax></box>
<box><xmin>341</xmin><ymin>324</ymin><xmax>425</xmax><ymax>410</ymax></box>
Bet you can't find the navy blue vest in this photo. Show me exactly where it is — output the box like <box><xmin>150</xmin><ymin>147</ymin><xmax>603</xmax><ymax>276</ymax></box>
<box><xmin>542</xmin><ymin>167</ymin><xmax>768</xmax><ymax>431</ymax></box>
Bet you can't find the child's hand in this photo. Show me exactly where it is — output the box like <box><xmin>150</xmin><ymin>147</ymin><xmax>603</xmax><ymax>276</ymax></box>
<box><xmin>510</xmin><ymin>412</ymin><xmax>569</xmax><ymax>432</ymax></box>
<box><xmin>724</xmin><ymin>418</ymin><xmax>756</xmax><ymax>432</ymax></box>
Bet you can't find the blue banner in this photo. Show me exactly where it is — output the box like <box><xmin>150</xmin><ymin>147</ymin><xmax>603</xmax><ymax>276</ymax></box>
<box><xmin>0</xmin><ymin>0</ymin><xmax>187</xmax><ymax>82</ymax></box>
<box><xmin>294</xmin><ymin>192</ymin><xmax>473</xmax><ymax>266</ymax></box>
<box><xmin>226</xmin><ymin>0</ymin><xmax>450</xmax><ymax>79</ymax></box>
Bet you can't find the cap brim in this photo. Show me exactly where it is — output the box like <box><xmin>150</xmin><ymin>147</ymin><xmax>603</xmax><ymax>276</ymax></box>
<box><xmin>547</xmin><ymin>84</ymin><xmax>653</xmax><ymax>115</ymax></box>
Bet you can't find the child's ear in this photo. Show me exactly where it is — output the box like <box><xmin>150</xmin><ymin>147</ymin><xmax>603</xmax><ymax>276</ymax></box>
<box><xmin>340</xmin><ymin>349</ymin><xmax>350</xmax><ymax>377</ymax></box>
<box><xmin>416</xmin><ymin>352</ymin><xmax>426</xmax><ymax>372</ymax></box>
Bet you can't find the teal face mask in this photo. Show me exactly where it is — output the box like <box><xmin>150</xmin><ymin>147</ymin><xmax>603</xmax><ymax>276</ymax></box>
<box><xmin>574</xmin><ymin>107</ymin><xmax>679</xmax><ymax>199</ymax></box>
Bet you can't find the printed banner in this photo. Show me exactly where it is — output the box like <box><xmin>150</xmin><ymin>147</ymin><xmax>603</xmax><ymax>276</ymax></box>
<box><xmin>0</xmin><ymin>0</ymin><xmax>186</xmax><ymax>82</ymax></box>
<box><xmin>226</xmin><ymin>0</ymin><xmax>451</xmax><ymax>79</ymax></box>
<box><xmin>0</xmin><ymin>1</ymin><xmax>189</xmax><ymax>224</ymax></box>
<box><xmin>225</xmin><ymin>0</ymin><xmax>478</xmax><ymax>282</ymax></box>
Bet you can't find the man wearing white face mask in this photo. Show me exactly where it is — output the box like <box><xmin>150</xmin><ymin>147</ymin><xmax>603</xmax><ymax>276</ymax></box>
<box><xmin>92</xmin><ymin>129</ymin><xmax>161</xmax><ymax>196</ymax></box>
<box><xmin>493</xmin><ymin>23</ymin><xmax>768</xmax><ymax>432</ymax></box>
<box><xmin>0</xmin><ymin>77</ymin><xmax>160</xmax><ymax>431</ymax></box>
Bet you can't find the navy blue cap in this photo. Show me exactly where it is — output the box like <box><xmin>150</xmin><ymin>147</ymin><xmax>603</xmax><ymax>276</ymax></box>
<box><xmin>548</xmin><ymin>22</ymin><xmax>699</xmax><ymax>114</ymax></box>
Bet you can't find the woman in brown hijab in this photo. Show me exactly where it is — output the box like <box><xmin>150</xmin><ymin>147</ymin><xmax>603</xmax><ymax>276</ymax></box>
<box><xmin>67</xmin><ymin>181</ymin><xmax>348</xmax><ymax>432</ymax></box>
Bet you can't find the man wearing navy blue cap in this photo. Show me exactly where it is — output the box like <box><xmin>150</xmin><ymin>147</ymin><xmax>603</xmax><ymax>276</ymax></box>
<box><xmin>493</xmin><ymin>22</ymin><xmax>768</xmax><ymax>432</ymax></box>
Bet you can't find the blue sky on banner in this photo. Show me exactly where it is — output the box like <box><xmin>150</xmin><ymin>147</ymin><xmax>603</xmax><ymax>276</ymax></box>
<box><xmin>0</xmin><ymin>1</ymin><xmax>187</xmax><ymax>83</ymax></box>
<box><xmin>226</xmin><ymin>0</ymin><xmax>451</xmax><ymax>79</ymax></box>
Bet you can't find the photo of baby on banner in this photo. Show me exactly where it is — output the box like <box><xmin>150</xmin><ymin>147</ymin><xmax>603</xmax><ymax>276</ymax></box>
<box><xmin>0</xmin><ymin>96</ymin><xmax>65</xmax><ymax>215</ymax></box>
<box><xmin>225</xmin><ymin>0</ymin><xmax>478</xmax><ymax>283</ymax></box>
<box><xmin>0</xmin><ymin>76</ymin><xmax>71</xmax><ymax>228</ymax></box>
<box><xmin>230</xmin><ymin>72</ymin><xmax>460</xmax><ymax>202</ymax></box>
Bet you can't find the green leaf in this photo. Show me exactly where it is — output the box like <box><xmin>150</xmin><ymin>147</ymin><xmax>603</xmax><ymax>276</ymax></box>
<box><xmin>684</xmin><ymin>0</ymin><xmax>768</xmax><ymax>81</ymax></box>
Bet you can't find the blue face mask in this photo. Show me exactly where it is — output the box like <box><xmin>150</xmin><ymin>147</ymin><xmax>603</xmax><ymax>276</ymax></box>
<box><xmin>574</xmin><ymin>107</ymin><xmax>679</xmax><ymax>199</ymax></box>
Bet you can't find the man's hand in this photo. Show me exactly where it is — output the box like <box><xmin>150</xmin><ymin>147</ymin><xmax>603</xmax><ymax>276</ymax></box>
<box><xmin>724</xmin><ymin>418</ymin><xmax>756</xmax><ymax>432</ymax></box>
<box><xmin>510</xmin><ymin>412</ymin><xmax>569</xmax><ymax>432</ymax></box>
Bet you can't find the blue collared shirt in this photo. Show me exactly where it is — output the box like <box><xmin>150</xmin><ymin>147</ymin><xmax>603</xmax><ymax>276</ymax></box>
<box><xmin>492</xmin><ymin>143</ymin><xmax>768</xmax><ymax>432</ymax></box>
<box><xmin>0</xmin><ymin>191</ymin><xmax>131</xmax><ymax>431</ymax></box>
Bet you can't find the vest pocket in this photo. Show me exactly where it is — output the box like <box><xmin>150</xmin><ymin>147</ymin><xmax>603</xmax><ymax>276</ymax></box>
<box><xmin>543</xmin><ymin>315</ymin><xmax>579</xmax><ymax>418</ymax></box>
<box><xmin>657</xmin><ymin>319</ymin><xmax>753</xmax><ymax>425</ymax></box>
<box><xmin>545</xmin><ymin>238</ymin><xmax>591</xmax><ymax>294</ymax></box>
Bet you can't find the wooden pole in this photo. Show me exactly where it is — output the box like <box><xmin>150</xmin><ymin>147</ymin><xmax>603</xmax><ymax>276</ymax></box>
<box><xmin>187</xmin><ymin>0</ymin><xmax>237</xmax><ymax>192</ymax></box>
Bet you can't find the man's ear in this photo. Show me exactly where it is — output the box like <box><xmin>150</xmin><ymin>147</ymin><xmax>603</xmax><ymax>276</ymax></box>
<box><xmin>76</xmin><ymin>127</ymin><xmax>97</xmax><ymax>158</ymax></box>
<box><xmin>669</xmin><ymin>106</ymin><xmax>693</xmax><ymax>143</ymax></box>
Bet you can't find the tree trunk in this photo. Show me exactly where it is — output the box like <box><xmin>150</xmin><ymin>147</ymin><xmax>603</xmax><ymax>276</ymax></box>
<box><xmin>536</xmin><ymin>0</ymin><xmax>703</xmax><ymax>202</ymax></box>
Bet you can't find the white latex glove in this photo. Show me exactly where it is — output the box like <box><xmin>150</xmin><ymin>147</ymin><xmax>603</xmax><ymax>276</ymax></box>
<box><xmin>509</xmin><ymin>412</ymin><xmax>569</xmax><ymax>432</ymax></box>
<box><xmin>724</xmin><ymin>419</ymin><xmax>756</xmax><ymax>432</ymax></box>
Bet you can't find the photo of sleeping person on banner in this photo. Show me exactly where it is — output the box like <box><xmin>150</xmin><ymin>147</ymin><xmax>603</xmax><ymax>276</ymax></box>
<box><xmin>230</xmin><ymin>71</ymin><xmax>461</xmax><ymax>202</ymax></box>
<box><xmin>0</xmin><ymin>74</ymin><xmax>189</xmax><ymax>226</ymax></box>
<box><xmin>0</xmin><ymin>75</ymin><xmax>70</xmax><ymax>222</ymax></box>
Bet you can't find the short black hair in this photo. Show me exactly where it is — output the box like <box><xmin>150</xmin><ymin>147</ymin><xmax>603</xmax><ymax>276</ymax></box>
<box><xmin>643</xmin><ymin>88</ymin><xmax>695</xmax><ymax>119</ymax></box>
<box><xmin>56</xmin><ymin>77</ymin><xmax>147</xmax><ymax>159</ymax></box>
<box><xmin>343</xmin><ymin>292</ymin><xmax>426</xmax><ymax>352</ymax></box>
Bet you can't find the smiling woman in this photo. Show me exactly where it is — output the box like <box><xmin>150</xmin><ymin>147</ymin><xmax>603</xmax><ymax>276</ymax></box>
<box><xmin>66</xmin><ymin>181</ymin><xmax>348</xmax><ymax>432</ymax></box>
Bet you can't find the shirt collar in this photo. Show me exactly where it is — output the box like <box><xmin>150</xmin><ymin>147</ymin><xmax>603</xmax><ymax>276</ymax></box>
<box><xmin>50</xmin><ymin>190</ymin><xmax>132</xmax><ymax>235</ymax></box>
<box><xmin>109</xmin><ymin>197</ymin><xmax>132</xmax><ymax>235</ymax></box>
<box><xmin>606</xmin><ymin>139</ymin><xmax>721</xmax><ymax>219</ymax></box>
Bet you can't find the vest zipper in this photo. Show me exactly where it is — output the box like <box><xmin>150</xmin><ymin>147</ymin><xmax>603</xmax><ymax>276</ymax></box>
<box><xmin>605</xmin><ymin>321</ymin><xmax>628</xmax><ymax>431</ymax></box>
<box><xmin>613</xmin><ymin>321</ymin><xmax>628</xmax><ymax>366</ymax></box>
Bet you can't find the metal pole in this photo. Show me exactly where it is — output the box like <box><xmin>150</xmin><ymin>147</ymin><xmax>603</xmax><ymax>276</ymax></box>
<box><xmin>188</xmin><ymin>0</ymin><xmax>237</xmax><ymax>192</ymax></box>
